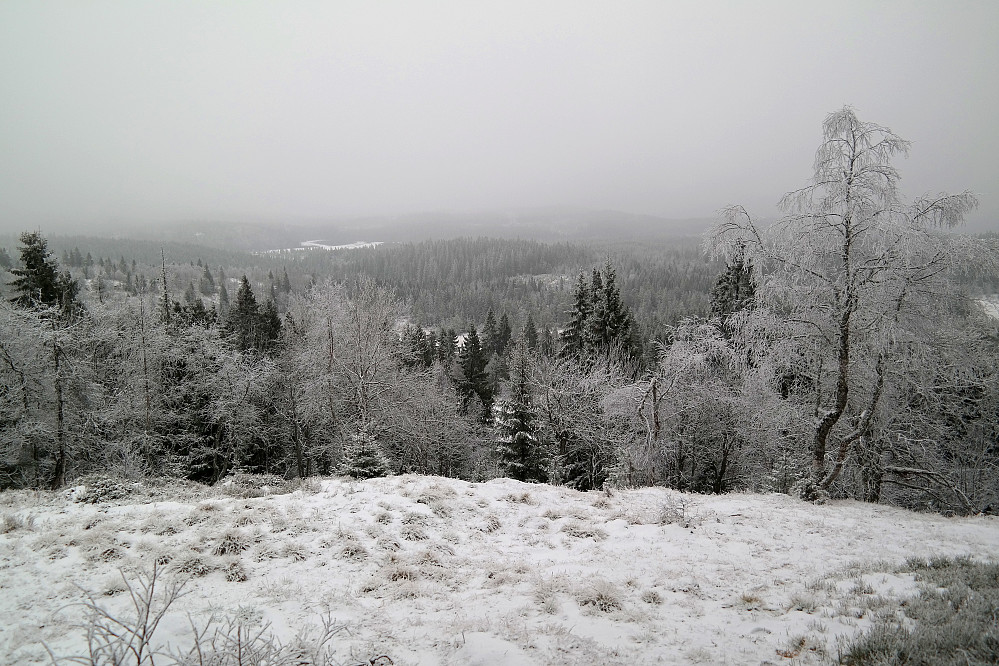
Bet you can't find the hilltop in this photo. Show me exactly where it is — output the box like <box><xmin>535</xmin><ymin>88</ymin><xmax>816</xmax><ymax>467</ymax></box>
<box><xmin>2</xmin><ymin>475</ymin><xmax>997</xmax><ymax>665</ymax></box>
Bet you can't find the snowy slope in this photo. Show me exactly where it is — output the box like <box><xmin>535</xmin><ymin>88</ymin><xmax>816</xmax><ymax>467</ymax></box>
<box><xmin>1</xmin><ymin>476</ymin><xmax>997</xmax><ymax>665</ymax></box>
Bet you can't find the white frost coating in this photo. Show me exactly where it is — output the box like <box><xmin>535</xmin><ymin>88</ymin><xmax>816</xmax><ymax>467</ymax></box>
<box><xmin>1</xmin><ymin>476</ymin><xmax>997</xmax><ymax>664</ymax></box>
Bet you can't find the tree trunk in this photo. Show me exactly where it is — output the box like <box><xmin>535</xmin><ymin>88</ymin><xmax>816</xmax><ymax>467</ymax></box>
<box><xmin>49</xmin><ymin>320</ymin><xmax>66</xmax><ymax>490</ymax></box>
<box><xmin>812</xmin><ymin>293</ymin><xmax>853</xmax><ymax>483</ymax></box>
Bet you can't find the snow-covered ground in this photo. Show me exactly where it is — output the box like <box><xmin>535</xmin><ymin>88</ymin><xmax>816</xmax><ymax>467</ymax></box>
<box><xmin>2</xmin><ymin>476</ymin><xmax>997</xmax><ymax>665</ymax></box>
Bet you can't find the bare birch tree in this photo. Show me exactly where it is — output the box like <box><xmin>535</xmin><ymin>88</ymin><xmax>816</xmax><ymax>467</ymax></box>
<box><xmin>711</xmin><ymin>107</ymin><xmax>988</xmax><ymax>497</ymax></box>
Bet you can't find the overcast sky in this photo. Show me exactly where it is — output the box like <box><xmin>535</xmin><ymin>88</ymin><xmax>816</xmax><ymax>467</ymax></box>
<box><xmin>1</xmin><ymin>1</ymin><xmax>996</xmax><ymax>233</ymax></box>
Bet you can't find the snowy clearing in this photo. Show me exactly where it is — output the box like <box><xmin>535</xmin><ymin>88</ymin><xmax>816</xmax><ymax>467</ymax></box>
<box><xmin>1</xmin><ymin>476</ymin><xmax>997</xmax><ymax>665</ymax></box>
<box><xmin>260</xmin><ymin>241</ymin><xmax>384</xmax><ymax>254</ymax></box>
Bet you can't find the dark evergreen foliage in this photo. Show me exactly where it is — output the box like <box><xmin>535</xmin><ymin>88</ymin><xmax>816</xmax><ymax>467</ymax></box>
<box><xmin>709</xmin><ymin>252</ymin><xmax>755</xmax><ymax>326</ymax></box>
<box><xmin>340</xmin><ymin>425</ymin><xmax>390</xmax><ymax>479</ymax></box>
<box><xmin>456</xmin><ymin>325</ymin><xmax>492</xmax><ymax>419</ymax></box>
<box><xmin>9</xmin><ymin>232</ymin><xmax>81</xmax><ymax>317</ymax></box>
<box><xmin>560</xmin><ymin>261</ymin><xmax>634</xmax><ymax>365</ymax></box>
<box><xmin>495</xmin><ymin>344</ymin><xmax>547</xmax><ymax>482</ymax></box>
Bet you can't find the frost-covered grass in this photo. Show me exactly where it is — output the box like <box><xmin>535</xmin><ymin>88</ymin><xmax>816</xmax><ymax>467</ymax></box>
<box><xmin>1</xmin><ymin>475</ymin><xmax>998</xmax><ymax>664</ymax></box>
<box><xmin>838</xmin><ymin>556</ymin><xmax>999</xmax><ymax>665</ymax></box>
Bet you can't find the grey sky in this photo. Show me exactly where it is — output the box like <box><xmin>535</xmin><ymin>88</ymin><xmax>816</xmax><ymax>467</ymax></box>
<box><xmin>1</xmin><ymin>1</ymin><xmax>996</xmax><ymax>232</ymax></box>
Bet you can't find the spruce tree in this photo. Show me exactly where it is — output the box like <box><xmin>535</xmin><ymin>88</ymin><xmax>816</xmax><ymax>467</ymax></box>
<box><xmin>495</xmin><ymin>341</ymin><xmax>547</xmax><ymax>482</ymax></box>
<box><xmin>709</xmin><ymin>252</ymin><xmax>755</xmax><ymax>328</ymax></box>
<box><xmin>560</xmin><ymin>273</ymin><xmax>591</xmax><ymax>358</ymax></box>
<box><xmin>597</xmin><ymin>261</ymin><xmax>633</xmax><ymax>356</ymax></box>
<box><xmin>482</xmin><ymin>309</ymin><xmax>498</xmax><ymax>356</ymax></box>
<box><xmin>586</xmin><ymin>268</ymin><xmax>605</xmax><ymax>352</ymax></box>
<box><xmin>10</xmin><ymin>232</ymin><xmax>62</xmax><ymax>308</ymax></box>
<box><xmin>226</xmin><ymin>276</ymin><xmax>259</xmax><ymax>352</ymax></box>
<box><xmin>522</xmin><ymin>314</ymin><xmax>539</xmax><ymax>351</ymax></box>
<box><xmin>218</xmin><ymin>281</ymin><xmax>230</xmax><ymax>317</ymax></box>
<box><xmin>200</xmin><ymin>264</ymin><xmax>215</xmax><ymax>295</ymax></box>
<box><xmin>497</xmin><ymin>313</ymin><xmax>513</xmax><ymax>355</ymax></box>
<box><xmin>257</xmin><ymin>299</ymin><xmax>282</xmax><ymax>352</ymax></box>
<box><xmin>340</xmin><ymin>424</ymin><xmax>390</xmax><ymax>479</ymax></box>
<box><xmin>457</xmin><ymin>325</ymin><xmax>491</xmax><ymax>417</ymax></box>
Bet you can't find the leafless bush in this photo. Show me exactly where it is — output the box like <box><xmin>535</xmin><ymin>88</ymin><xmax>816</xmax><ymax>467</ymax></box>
<box><xmin>657</xmin><ymin>492</ymin><xmax>699</xmax><ymax>527</ymax></box>
<box><xmin>171</xmin><ymin>611</ymin><xmax>360</xmax><ymax>666</ymax></box>
<box><xmin>51</xmin><ymin>563</ymin><xmax>187</xmax><ymax>666</ymax></box>
<box><xmin>45</xmin><ymin>548</ymin><xmax>390</xmax><ymax>666</ymax></box>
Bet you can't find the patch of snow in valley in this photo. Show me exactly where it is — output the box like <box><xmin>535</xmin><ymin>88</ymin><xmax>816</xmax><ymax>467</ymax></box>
<box><xmin>260</xmin><ymin>241</ymin><xmax>384</xmax><ymax>254</ymax></box>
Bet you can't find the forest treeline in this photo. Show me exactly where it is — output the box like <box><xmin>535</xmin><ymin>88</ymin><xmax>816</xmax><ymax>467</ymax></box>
<box><xmin>2</xmin><ymin>109</ymin><xmax>998</xmax><ymax>515</ymax></box>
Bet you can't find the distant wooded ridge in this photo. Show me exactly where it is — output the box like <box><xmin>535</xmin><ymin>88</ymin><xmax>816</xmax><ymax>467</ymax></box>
<box><xmin>0</xmin><ymin>208</ymin><xmax>717</xmax><ymax>253</ymax></box>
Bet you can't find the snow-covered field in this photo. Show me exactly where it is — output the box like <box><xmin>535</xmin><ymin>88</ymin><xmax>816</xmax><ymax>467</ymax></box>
<box><xmin>2</xmin><ymin>476</ymin><xmax>997</xmax><ymax>665</ymax></box>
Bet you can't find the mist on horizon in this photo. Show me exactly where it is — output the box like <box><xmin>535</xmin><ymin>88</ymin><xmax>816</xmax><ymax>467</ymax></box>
<box><xmin>1</xmin><ymin>1</ymin><xmax>997</xmax><ymax>235</ymax></box>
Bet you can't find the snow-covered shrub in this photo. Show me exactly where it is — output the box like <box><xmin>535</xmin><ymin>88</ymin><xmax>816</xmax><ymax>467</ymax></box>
<box><xmin>281</xmin><ymin>541</ymin><xmax>309</xmax><ymax>561</ymax></box>
<box><xmin>576</xmin><ymin>578</ymin><xmax>623</xmax><ymax>612</ymax></box>
<box><xmin>339</xmin><ymin>426</ymin><xmax>390</xmax><ymax>480</ymax></box>
<box><xmin>1</xmin><ymin>512</ymin><xmax>33</xmax><ymax>533</ymax></box>
<box><xmin>172</xmin><ymin>554</ymin><xmax>217</xmax><ymax>577</ymax></box>
<box><xmin>415</xmin><ymin>483</ymin><xmax>457</xmax><ymax>515</ymax></box>
<box><xmin>792</xmin><ymin>478</ymin><xmax>830</xmax><ymax>504</ymax></box>
<box><xmin>70</xmin><ymin>474</ymin><xmax>136</xmax><ymax>504</ymax></box>
<box><xmin>217</xmin><ymin>471</ymin><xmax>291</xmax><ymax>498</ymax></box>
<box><xmin>337</xmin><ymin>541</ymin><xmax>368</xmax><ymax>561</ymax></box>
<box><xmin>401</xmin><ymin>511</ymin><xmax>430</xmax><ymax>525</ymax></box>
<box><xmin>212</xmin><ymin>529</ymin><xmax>251</xmax><ymax>556</ymax></box>
<box><xmin>478</xmin><ymin>514</ymin><xmax>501</xmax><ymax>533</ymax></box>
<box><xmin>502</xmin><ymin>491</ymin><xmax>536</xmax><ymax>505</ymax></box>
<box><xmin>400</xmin><ymin>524</ymin><xmax>428</xmax><ymax>541</ymax></box>
<box><xmin>641</xmin><ymin>589</ymin><xmax>663</xmax><ymax>605</ymax></box>
<box><xmin>533</xmin><ymin>576</ymin><xmax>569</xmax><ymax>615</ymax></box>
<box><xmin>222</xmin><ymin>557</ymin><xmax>248</xmax><ymax>582</ymax></box>
<box><xmin>657</xmin><ymin>493</ymin><xmax>696</xmax><ymax>526</ymax></box>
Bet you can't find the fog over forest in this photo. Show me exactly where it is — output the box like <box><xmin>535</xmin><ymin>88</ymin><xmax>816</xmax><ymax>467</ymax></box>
<box><xmin>1</xmin><ymin>1</ymin><xmax>997</xmax><ymax>234</ymax></box>
<box><xmin>3</xmin><ymin>4</ymin><xmax>999</xmax><ymax>665</ymax></box>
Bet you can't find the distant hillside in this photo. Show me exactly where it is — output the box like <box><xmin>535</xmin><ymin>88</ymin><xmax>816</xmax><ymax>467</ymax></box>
<box><xmin>56</xmin><ymin>208</ymin><xmax>715</xmax><ymax>252</ymax></box>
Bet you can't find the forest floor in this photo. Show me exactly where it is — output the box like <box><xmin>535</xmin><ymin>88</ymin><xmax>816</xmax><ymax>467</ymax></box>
<box><xmin>1</xmin><ymin>475</ymin><xmax>998</xmax><ymax>665</ymax></box>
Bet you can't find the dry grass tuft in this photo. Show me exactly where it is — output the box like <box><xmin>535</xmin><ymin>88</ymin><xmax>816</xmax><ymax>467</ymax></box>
<box><xmin>1</xmin><ymin>512</ymin><xmax>34</xmax><ymax>534</ymax></box>
<box><xmin>212</xmin><ymin>529</ymin><xmax>251</xmax><ymax>556</ymax></box>
<box><xmin>338</xmin><ymin>542</ymin><xmax>368</xmax><ymax>561</ymax></box>
<box><xmin>502</xmin><ymin>491</ymin><xmax>536</xmax><ymax>505</ymax></box>
<box><xmin>641</xmin><ymin>589</ymin><xmax>663</xmax><ymax>605</ymax></box>
<box><xmin>560</xmin><ymin>519</ymin><xmax>608</xmax><ymax>540</ymax></box>
<box><xmin>577</xmin><ymin>579</ymin><xmax>623</xmax><ymax>612</ymax></box>
<box><xmin>173</xmin><ymin>555</ymin><xmax>217</xmax><ymax>577</ymax></box>
<box><xmin>400</xmin><ymin>524</ymin><xmax>428</xmax><ymax>541</ymax></box>
<box><xmin>479</xmin><ymin>514</ymin><xmax>502</xmax><ymax>533</ymax></box>
<box><xmin>222</xmin><ymin>557</ymin><xmax>249</xmax><ymax>582</ymax></box>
